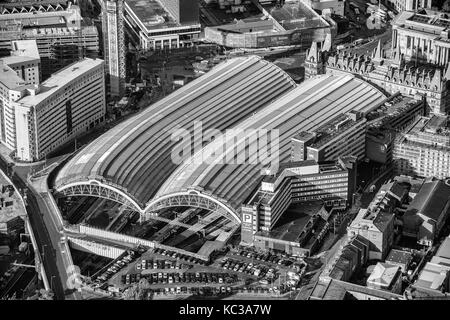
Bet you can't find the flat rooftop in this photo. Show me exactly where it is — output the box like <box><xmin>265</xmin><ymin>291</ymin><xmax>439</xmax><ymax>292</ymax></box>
<box><xmin>268</xmin><ymin>0</ymin><xmax>329</xmax><ymax>30</ymax></box>
<box><xmin>11</xmin><ymin>40</ymin><xmax>40</xmax><ymax>60</ymax></box>
<box><xmin>255</xmin><ymin>201</ymin><xmax>323</xmax><ymax>242</ymax></box>
<box><xmin>0</xmin><ymin>55</ymin><xmax>39</xmax><ymax>66</ymax></box>
<box><xmin>0</xmin><ymin>63</ymin><xmax>25</xmax><ymax>90</ymax></box>
<box><xmin>17</xmin><ymin>58</ymin><xmax>103</xmax><ymax>107</ymax></box>
<box><xmin>395</xmin><ymin>11</ymin><xmax>450</xmax><ymax>43</ymax></box>
<box><xmin>125</xmin><ymin>0</ymin><xmax>181</xmax><ymax>30</ymax></box>
<box><xmin>309</xmin><ymin>112</ymin><xmax>363</xmax><ymax>149</ymax></box>
<box><xmin>366</xmin><ymin>95</ymin><xmax>420</xmax><ymax>128</ymax></box>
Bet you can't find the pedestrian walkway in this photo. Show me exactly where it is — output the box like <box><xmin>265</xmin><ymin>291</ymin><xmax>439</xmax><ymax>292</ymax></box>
<box><xmin>0</xmin><ymin>143</ymin><xmax>45</xmax><ymax>167</ymax></box>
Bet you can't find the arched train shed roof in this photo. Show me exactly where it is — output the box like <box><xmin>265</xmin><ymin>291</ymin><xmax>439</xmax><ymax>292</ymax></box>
<box><xmin>54</xmin><ymin>56</ymin><xmax>297</xmax><ymax>207</ymax></box>
<box><xmin>154</xmin><ymin>74</ymin><xmax>388</xmax><ymax>211</ymax></box>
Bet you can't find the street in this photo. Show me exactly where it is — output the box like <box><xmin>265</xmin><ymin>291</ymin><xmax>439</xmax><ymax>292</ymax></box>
<box><xmin>0</xmin><ymin>156</ymin><xmax>67</xmax><ymax>299</ymax></box>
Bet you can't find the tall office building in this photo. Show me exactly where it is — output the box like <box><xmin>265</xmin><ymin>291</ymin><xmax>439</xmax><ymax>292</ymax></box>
<box><xmin>102</xmin><ymin>0</ymin><xmax>126</xmax><ymax>98</ymax></box>
<box><xmin>1</xmin><ymin>57</ymin><xmax>105</xmax><ymax>161</ymax></box>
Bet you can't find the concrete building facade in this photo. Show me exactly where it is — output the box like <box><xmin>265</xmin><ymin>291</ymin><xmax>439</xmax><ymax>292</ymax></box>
<box><xmin>102</xmin><ymin>0</ymin><xmax>126</xmax><ymax>98</ymax></box>
<box><xmin>291</xmin><ymin>110</ymin><xmax>366</xmax><ymax>162</ymax></box>
<box><xmin>241</xmin><ymin>157</ymin><xmax>357</xmax><ymax>251</ymax></box>
<box><xmin>393</xmin><ymin>115</ymin><xmax>450</xmax><ymax>179</ymax></box>
<box><xmin>123</xmin><ymin>0</ymin><xmax>201</xmax><ymax>51</ymax></box>
<box><xmin>9</xmin><ymin>58</ymin><xmax>105</xmax><ymax>161</ymax></box>
<box><xmin>347</xmin><ymin>181</ymin><xmax>409</xmax><ymax>260</ymax></box>
<box><xmin>305</xmin><ymin>11</ymin><xmax>450</xmax><ymax>114</ymax></box>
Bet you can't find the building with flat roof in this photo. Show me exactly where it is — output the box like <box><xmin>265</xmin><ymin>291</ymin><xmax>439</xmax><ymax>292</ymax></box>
<box><xmin>392</xmin><ymin>11</ymin><xmax>450</xmax><ymax>67</ymax></box>
<box><xmin>204</xmin><ymin>0</ymin><xmax>334</xmax><ymax>49</ymax></box>
<box><xmin>10</xmin><ymin>58</ymin><xmax>106</xmax><ymax>161</ymax></box>
<box><xmin>102</xmin><ymin>0</ymin><xmax>126</xmax><ymax>98</ymax></box>
<box><xmin>348</xmin><ymin>181</ymin><xmax>409</xmax><ymax>260</ymax></box>
<box><xmin>240</xmin><ymin>157</ymin><xmax>356</xmax><ymax>255</ymax></box>
<box><xmin>367</xmin><ymin>262</ymin><xmax>403</xmax><ymax>294</ymax></box>
<box><xmin>240</xmin><ymin>157</ymin><xmax>357</xmax><ymax>250</ymax></box>
<box><xmin>303</xmin><ymin>0</ymin><xmax>345</xmax><ymax>16</ymax></box>
<box><xmin>305</xmin><ymin>12</ymin><xmax>450</xmax><ymax>114</ymax></box>
<box><xmin>430</xmin><ymin>236</ymin><xmax>450</xmax><ymax>269</ymax></box>
<box><xmin>321</xmin><ymin>234</ymin><xmax>370</xmax><ymax>282</ymax></box>
<box><xmin>0</xmin><ymin>180</ymin><xmax>26</xmax><ymax>236</ymax></box>
<box><xmin>291</xmin><ymin>110</ymin><xmax>366</xmax><ymax>162</ymax></box>
<box><xmin>412</xmin><ymin>262</ymin><xmax>450</xmax><ymax>297</ymax></box>
<box><xmin>0</xmin><ymin>1</ymin><xmax>100</xmax><ymax>80</ymax></box>
<box><xmin>0</xmin><ymin>44</ymin><xmax>41</xmax><ymax>152</ymax></box>
<box><xmin>309</xmin><ymin>277</ymin><xmax>405</xmax><ymax>300</ymax></box>
<box><xmin>366</xmin><ymin>95</ymin><xmax>426</xmax><ymax>164</ymax></box>
<box><xmin>250</xmin><ymin>201</ymin><xmax>330</xmax><ymax>256</ymax></box>
<box><xmin>403</xmin><ymin>180</ymin><xmax>450</xmax><ymax>246</ymax></box>
<box><xmin>123</xmin><ymin>0</ymin><xmax>201</xmax><ymax>51</ymax></box>
<box><xmin>385</xmin><ymin>248</ymin><xmax>413</xmax><ymax>272</ymax></box>
<box><xmin>387</xmin><ymin>0</ymin><xmax>431</xmax><ymax>12</ymax></box>
<box><xmin>393</xmin><ymin>115</ymin><xmax>450</xmax><ymax>179</ymax></box>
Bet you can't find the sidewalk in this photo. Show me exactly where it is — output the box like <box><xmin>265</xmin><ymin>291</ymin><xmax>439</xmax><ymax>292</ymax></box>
<box><xmin>0</xmin><ymin>143</ymin><xmax>45</xmax><ymax>167</ymax></box>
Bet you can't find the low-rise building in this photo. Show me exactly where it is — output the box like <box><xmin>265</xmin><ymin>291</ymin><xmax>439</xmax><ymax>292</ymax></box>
<box><xmin>0</xmin><ymin>183</ymin><xmax>26</xmax><ymax>236</ymax></box>
<box><xmin>0</xmin><ymin>2</ymin><xmax>100</xmax><ymax>80</ymax></box>
<box><xmin>412</xmin><ymin>262</ymin><xmax>450</xmax><ymax>297</ymax></box>
<box><xmin>387</xmin><ymin>0</ymin><xmax>432</xmax><ymax>12</ymax></box>
<box><xmin>431</xmin><ymin>236</ymin><xmax>450</xmax><ymax>267</ymax></box>
<box><xmin>348</xmin><ymin>181</ymin><xmax>409</xmax><ymax>260</ymax></box>
<box><xmin>303</xmin><ymin>0</ymin><xmax>345</xmax><ymax>16</ymax></box>
<box><xmin>291</xmin><ymin>110</ymin><xmax>366</xmax><ymax>162</ymax></box>
<box><xmin>204</xmin><ymin>1</ymin><xmax>334</xmax><ymax>49</ymax></box>
<box><xmin>385</xmin><ymin>248</ymin><xmax>413</xmax><ymax>272</ymax></box>
<box><xmin>366</xmin><ymin>262</ymin><xmax>403</xmax><ymax>293</ymax></box>
<box><xmin>403</xmin><ymin>180</ymin><xmax>450</xmax><ymax>246</ymax></box>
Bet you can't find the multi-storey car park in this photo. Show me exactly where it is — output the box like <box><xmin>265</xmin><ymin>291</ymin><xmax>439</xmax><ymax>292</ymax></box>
<box><xmin>52</xmin><ymin>56</ymin><xmax>388</xmax><ymax>248</ymax></box>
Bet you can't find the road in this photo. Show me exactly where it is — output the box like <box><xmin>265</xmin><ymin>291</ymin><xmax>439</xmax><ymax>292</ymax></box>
<box><xmin>0</xmin><ymin>156</ymin><xmax>75</xmax><ymax>300</ymax></box>
<box><xmin>28</xmin><ymin>174</ymin><xmax>83</xmax><ymax>300</ymax></box>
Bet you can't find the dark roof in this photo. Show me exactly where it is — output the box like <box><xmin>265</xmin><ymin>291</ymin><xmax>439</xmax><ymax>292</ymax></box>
<box><xmin>386</xmin><ymin>249</ymin><xmax>413</xmax><ymax>266</ymax></box>
<box><xmin>254</xmin><ymin>201</ymin><xmax>323</xmax><ymax>243</ymax></box>
<box><xmin>436</xmin><ymin>237</ymin><xmax>450</xmax><ymax>260</ymax></box>
<box><xmin>406</xmin><ymin>181</ymin><xmax>450</xmax><ymax>222</ymax></box>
